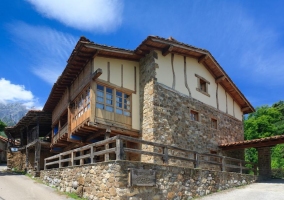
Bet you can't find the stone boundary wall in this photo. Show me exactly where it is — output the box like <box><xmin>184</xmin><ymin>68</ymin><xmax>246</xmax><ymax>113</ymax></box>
<box><xmin>41</xmin><ymin>161</ymin><xmax>257</xmax><ymax>200</ymax></box>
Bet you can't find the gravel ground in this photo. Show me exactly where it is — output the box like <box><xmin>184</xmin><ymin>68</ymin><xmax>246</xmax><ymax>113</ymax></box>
<box><xmin>197</xmin><ymin>179</ymin><xmax>284</xmax><ymax>200</ymax></box>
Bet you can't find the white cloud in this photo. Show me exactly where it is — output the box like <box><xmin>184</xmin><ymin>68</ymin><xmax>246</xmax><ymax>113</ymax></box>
<box><xmin>7</xmin><ymin>21</ymin><xmax>77</xmax><ymax>85</ymax></box>
<box><xmin>0</xmin><ymin>78</ymin><xmax>34</xmax><ymax>103</ymax></box>
<box><xmin>26</xmin><ymin>0</ymin><xmax>123</xmax><ymax>32</ymax></box>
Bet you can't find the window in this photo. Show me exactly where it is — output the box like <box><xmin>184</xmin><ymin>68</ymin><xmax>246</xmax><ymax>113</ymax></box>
<box><xmin>211</xmin><ymin>118</ymin><xmax>217</xmax><ymax>129</ymax></box>
<box><xmin>195</xmin><ymin>74</ymin><xmax>210</xmax><ymax>97</ymax></box>
<box><xmin>190</xmin><ymin>110</ymin><xmax>199</xmax><ymax>121</ymax></box>
<box><xmin>96</xmin><ymin>84</ymin><xmax>131</xmax><ymax>117</ymax></box>
<box><xmin>200</xmin><ymin>79</ymin><xmax>207</xmax><ymax>93</ymax></box>
<box><xmin>96</xmin><ymin>84</ymin><xmax>113</xmax><ymax>112</ymax></box>
<box><xmin>116</xmin><ymin>91</ymin><xmax>131</xmax><ymax>116</ymax></box>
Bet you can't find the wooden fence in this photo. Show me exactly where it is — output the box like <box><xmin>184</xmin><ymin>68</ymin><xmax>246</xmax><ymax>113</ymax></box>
<box><xmin>44</xmin><ymin>135</ymin><xmax>257</xmax><ymax>175</ymax></box>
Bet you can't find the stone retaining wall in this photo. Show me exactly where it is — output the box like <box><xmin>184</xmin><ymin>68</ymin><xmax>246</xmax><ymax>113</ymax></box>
<box><xmin>41</xmin><ymin>161</ymin><xmax>257</xmax><ymax>200</ymax></box>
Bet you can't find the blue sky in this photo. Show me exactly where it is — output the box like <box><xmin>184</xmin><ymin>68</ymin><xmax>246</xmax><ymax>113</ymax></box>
<box><xmin>0</xmin><ymin>0</ymin><xmax>283</xmax><ymax>109</ymax></box>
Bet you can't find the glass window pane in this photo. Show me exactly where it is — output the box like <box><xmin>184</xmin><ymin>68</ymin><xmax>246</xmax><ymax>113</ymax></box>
<box><xmin>96</xmin><ymin>103</ymin><xmax>104</xmax><ymax>109</ymax></box>
<box><xmin>124</xmin><ymin>111</ymin><xmax>130</xmax><ymax>116</ymax></box>
<box><xmin>97</xmin><ymin>84</ymin><xmax>104</xmax><ymax>90</ymax></box>
<box><xmin>106</xmin><ymin>106</ymin><xmax>113</xmax><ymax>112</ymax></box>
<box><xmin>124</xmin><ymin>94</ymin><xmax>129</xmax><ymax>98</ymax></box>
<box><xmin>116</xmin><ymin>109</ymin><xmax>123</xmax><ymax>115</ymax></box>
<box><xmin>116</xmin><ymin>97</ymin><xmax>122</xmax><ymax>102</ymax></box>
<box><xmin>106</xmin><ymin>99</ymin><xmax>113</xmax><ymax>105</ymax></box>
<box><xmin>106</xmin><ymin>93</ymin><xmax>113</xmax><ymax>99</ymax></box>
<box><xmin>97</xmin><ymin>90</ymin><xmax>104</xmax><ymax>97</ymax></box>
<box><xmin>127</xmin><ymin>105</ymin><xmax>131</xmax><ymax>110</ymax></box>
<box><xmin>116</xmin><ymin>91</ymin><xmax>122</xmax><ymax>97</ymax></box>
<box><xmin>117</xmin><ymin>102</ymin><xmax>122</xmax><ymax>108</ymax></box>
<box><xmin>96</xmin><ymin>96</ymin><xmax>104</xmax><ymax>102</ymax></box>
<box><xmin>106</xmin><ymin>87</ymin><xmax>112</xmax><ymax>93</ymax></box>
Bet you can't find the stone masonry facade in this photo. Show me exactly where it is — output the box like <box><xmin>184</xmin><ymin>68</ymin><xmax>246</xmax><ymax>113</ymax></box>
<box><xmin>139</xmin><ymin>51</ymin><xmax>244</xmax><ymax>168</ymax></box>
<box><xmin>41</xmin><ymin>161</ymin><xmax>256</xmax><ymax>200</ymax></box>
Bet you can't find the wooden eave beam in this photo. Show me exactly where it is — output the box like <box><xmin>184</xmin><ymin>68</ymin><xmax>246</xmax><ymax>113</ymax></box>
<box><xmin>198</xmin><ymin>54</ymin><xmax>209</xmax><ymax>64</ymax></box>
<box><xmin>162</xmin><ymin>45</ymin><xmax>174</xmax><ymax>56</ymax></box>
<box><xmin>84</xmin><ymin>44</ymin><xmax>135</xmax><ymax>55</ymax></box>
<box><xmin>92</xmin><ymin>68</ymin><xmax>102</xmax><ymax>80</ymax></box>
<box><xmin>241</xmin><ymin>107</ymin><xmax>250</xmax><ymax>112</ymax></box>
<box><xmin>215</xmin><ymin>75</ymin><xmax>226</xmax><ymax>83</ymax></box>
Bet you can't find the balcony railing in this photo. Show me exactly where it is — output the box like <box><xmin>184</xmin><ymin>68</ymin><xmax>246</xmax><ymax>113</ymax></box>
<box><xmin>45</xmin><ymin>135</ymin><xmax>257</xmax><ymax>175</ymax></box>
<box><xmin>53</xmin><ymin>123</ymin><xmax>68</xmax><ymax>144</ymax></box>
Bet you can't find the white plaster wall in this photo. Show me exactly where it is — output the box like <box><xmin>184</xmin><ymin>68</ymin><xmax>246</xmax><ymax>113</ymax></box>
<box><xmin>234</xmin><ymin>103</ymin><xmax>243</xmax><ymax>121</ymax></box>
<box><xmin>155</xmin><ymin>52</ymin><xmax>173</xmax><ymax>88</ymax></box>
<box><xmin>227</xmin><ymin>94</ymin><xmax>234</xmax><ymax>116</ymax></box>
<box><xmin>155</xmin><ymin>51</ymin><xmax>217</xmax><ymax>108</ymax></box>
<box><xmin>110</xmin><ymin>62</ymin><xmax>121</xmax><ymax>86</ymax></box>
<box><xmin>218</xmin><ymin>85</ymin><xmax>226</xmax><ymax>113</ymax></box>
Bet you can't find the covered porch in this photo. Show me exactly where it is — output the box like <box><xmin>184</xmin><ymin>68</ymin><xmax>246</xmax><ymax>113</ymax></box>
<box><xmin>219</xmin><ymin>134</ymin><xmax>284</xmax><ymax>180</ymax></box>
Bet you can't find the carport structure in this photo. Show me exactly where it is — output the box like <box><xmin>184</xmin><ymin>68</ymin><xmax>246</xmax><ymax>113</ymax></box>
<box><xmin>219</xmin><ymin>135</ymin><xmax>284</xmax><ymax>180</ymax></box>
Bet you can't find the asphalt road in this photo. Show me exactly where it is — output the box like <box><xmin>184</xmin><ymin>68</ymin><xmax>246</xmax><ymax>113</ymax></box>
<box><xmin>0</xmin><ymin>164</ymin><xmax>73</xmax><ymax>200</ymax></box>
<box><xmin>197</xmin><ymin>179</ymin><xmax>284</xmax><ymax>200</ymax></box>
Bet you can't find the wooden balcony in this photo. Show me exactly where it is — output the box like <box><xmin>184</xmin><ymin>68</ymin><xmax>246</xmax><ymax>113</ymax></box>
<box><xmin>53</xmin><ymin>123</ymin><xmax>68</xmax><ymax>145</ymax></box>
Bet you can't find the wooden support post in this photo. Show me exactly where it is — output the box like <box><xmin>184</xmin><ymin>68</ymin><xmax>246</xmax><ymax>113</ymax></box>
<box><xmin>35</xmin><ymin>141</ymin><xmax>41</xmax><ymax>172</ymax></box>
<box><xmin>80</xmin><ymin>151</ymin><xmax>84</xmax><ymax>165</ymax></box>
<box><xmin>44</xmin><ymin>159</ymin><xmax>46</xmax><ymax>170</ymax></box>
<box><xmin>239</xmin><ymin>162</ymin><xmax>243</xmax><ymax>174</ymax></box>
<box><xmin>26</xmin><ymin>147</ymin><xmax>29</xmax><ymax>169</ymax></box>
<box><xmin>194</xmin><ymin>153</ymin><xmax>199</xmax><ymax>168</ymax></box>
<box><xmin>104</xmin><ymin>131</ymin><xmax>110</xmax><ymax>161</ymax></box>
<box><xmin>221</xmin><ymin>157</ymin><xmax>225</xmax><ymax>171</ymax></box>
<box><xmin>116</xmin><ymin>139</ymin><xmax>124</xmax><ymax>160</ymax></box>
<box><xmin>163</xmin><ymin>147</ymin><xmax>169</xmax><ymax>164</ymax></box>
<box><xmin>254</xmin><ymin>164</ymin><xmax>257</xmax><ymax>175</ymax></box>
<box><xmin>70</xmin><ymin>152</ymin><xmax>74</xmax><ymax>167</ymax></box>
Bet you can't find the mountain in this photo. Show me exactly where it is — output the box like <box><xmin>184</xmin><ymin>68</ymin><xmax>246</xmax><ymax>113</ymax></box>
<box><xmin>0</xmin><ymin>102</ymin><xmax>29</xmax><ymax>127</ymax></box>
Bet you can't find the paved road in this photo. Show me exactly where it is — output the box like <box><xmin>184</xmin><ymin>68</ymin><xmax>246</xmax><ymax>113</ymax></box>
<box><xmin>0</xmin><ymin>164</ymin><xmax>73</xmax><ymax>200</ymax></box>
<box><xmin>198</xmin><ymin>179</ymin><xmax>284</xmax><ymax>200</ymax></box>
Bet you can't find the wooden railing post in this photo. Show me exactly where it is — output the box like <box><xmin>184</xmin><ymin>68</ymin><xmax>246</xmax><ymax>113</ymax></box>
<box><xmin>239</xmin><ymin>161</ymin><xmax>242</xmax><ymax>174</ymax></box>
<box><xmin>194</xmin><ymin>152</ymin><xmax>199</xmax><ymax>168</ymax></box>
<box><xmin>70</xmin><ymin>152</ymin><xmax>74</xmax><ymax>166</ymax></box>
<box><xmin>163</xmin><ymin>147</ymin><xmax>169</xmax><ymax>164</ymax></box>
<box><xmin>105</xmin><ymin>131</ymin><xmax>110</xmax><ymax>161</ymax></box>
<box><xmin>59</xmin><ymin>154</ymin><xmax>62</xmax><ymax>168</ymax></box>
<box><xmin>116</xmin><ymin>138</ymin><xmax>124</xmax><ymax>160</ymax></box>
<box><xmin>44</xmin><ymin>159</ymin><xmax>46</xmax><ymax>170</ymax></box>
<box><xmin>80</xmin><ymin>151</ymin><xmax>84</xmax><ymax>165</ymax></box>
<box><xmin>90</xmin><ymin>146</ymin><xmax>94</xmax><ymax>164</ymax></box>
<box><xmin>221</xmin><ymin>156</ymin><xmax>225</xmax><ymax>171</ymax></box>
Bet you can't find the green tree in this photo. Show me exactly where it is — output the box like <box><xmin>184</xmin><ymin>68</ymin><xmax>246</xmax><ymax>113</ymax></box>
<box><xmin>0</xmin><ymin>120</ymin><xmax>7</xmax><ymax>138</ymax></box>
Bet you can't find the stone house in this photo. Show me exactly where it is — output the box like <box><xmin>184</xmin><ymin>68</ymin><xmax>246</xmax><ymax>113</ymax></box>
<box><xmin>6</xmin><ymin>35</ymin><xmax>254</xmax><ymax>172</ymax></box>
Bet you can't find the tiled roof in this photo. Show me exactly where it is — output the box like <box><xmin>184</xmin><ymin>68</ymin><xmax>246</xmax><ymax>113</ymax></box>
<box><xmin>219</xmin><ymin>135</ymin><xmax>284</xmax><ymax>150</ymax></box>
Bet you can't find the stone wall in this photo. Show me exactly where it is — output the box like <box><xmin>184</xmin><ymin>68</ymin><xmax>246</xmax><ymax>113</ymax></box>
<box><xmin>41</xmin><ymin>161</ymin><xmax>257</xmax><ymax>200</ymax></box>
<box><xmin>139</xmin><ymin>51</ymin><xmax>244</xmax><ymax>168</ymax></box>
<box><xmin>257</xmin><ymin>147</ymin><xmax>271</xmax><ymax>180</ymax></box>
